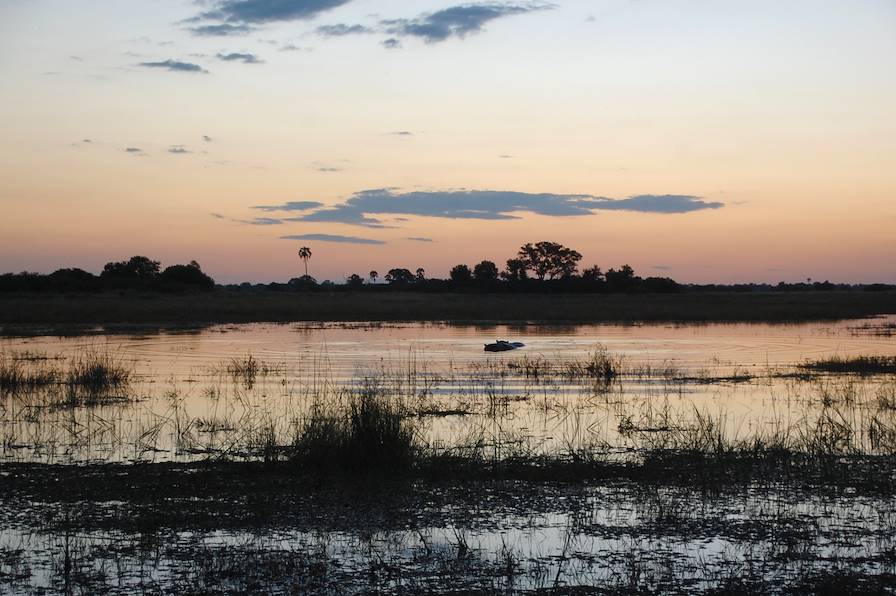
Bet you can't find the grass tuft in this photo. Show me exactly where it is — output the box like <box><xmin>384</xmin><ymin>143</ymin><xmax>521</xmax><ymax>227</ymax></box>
<box><xmin>0</xmin><ymin>353</ymin><xmax>59</xmax><ymax>393</ymax></box>
<box><xmin>291</xmin><ymin>389</ymin><xmax>418</xmax><ymax>474</ymax></box>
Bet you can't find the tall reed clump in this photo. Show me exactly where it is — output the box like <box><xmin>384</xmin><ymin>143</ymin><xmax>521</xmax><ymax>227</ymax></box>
<box><xmin>291</xmin><ymin>389</ymin><xmax>418</xmax><ymax>474</ymax></box>
<box><xmin>0</xmin><ymin>353</ymin><xmax>59</xmax><ymax>394</ymax></box>
<box><xmin>564</xmin><ymin>346</ymin><xmax>621</xmax><ymax>387</ymax></box>
<box><xmin>64</xmin><ymin>350</ymin><xmax>132</xmax><ymax>404</ymax></box>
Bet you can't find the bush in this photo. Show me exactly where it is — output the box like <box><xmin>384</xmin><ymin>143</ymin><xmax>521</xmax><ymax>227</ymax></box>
<box><xmin>158</xmin><ymin>263</ymin><xmax>215</xmax><ymax>290</ymax></box>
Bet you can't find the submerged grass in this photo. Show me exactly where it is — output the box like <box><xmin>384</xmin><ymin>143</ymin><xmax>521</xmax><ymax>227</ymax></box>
<box><xmin>0</xmin><ymin>354</ymin><xmax>58</xmax><ymax>393</ymax></box>
<box><xmin>0</xmin><ymin>349</ymin><xmax>131</xmax><ymax>406</ymax></box>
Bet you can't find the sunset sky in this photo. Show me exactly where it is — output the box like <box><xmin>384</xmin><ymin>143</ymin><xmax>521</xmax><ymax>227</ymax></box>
<box><xmin>1</xmin><ymin>0</ymin><xmax>894</xmax><ymax>284</ymax></box>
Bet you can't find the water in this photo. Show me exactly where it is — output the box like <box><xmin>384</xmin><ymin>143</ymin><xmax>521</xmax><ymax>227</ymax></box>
<box><xmin>2</xmin><ymin>317</ymin><xmax>895</xmax><ymax>592</ymax></box>
<box><xmin>2</xmin><ymin>317</ymin><xmax>895</xmax><ymax>464</ymax></box>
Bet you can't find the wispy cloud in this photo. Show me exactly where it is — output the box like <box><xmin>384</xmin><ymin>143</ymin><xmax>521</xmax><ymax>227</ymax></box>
<box><xmin>241</xmin><ymin>217</ymin><xmax>283</xmax><ymax>225</ymax></box>
<box><xmin>139</xmin><ymin>59</ymin><xmax>207</xmax><ymax>73</ymax></box>
<box><xmin>253</xmin><ymin>201</ymin><xmax>324</xmax><ymax>212</ymax></box>
<box><xmin>189</xmin><ymin>23</ymin><xmax>253</xmax><ymax>36</ymax></box>
<box><xmin>283</xmin><ymin>189</ymin><xmax>723</xmax><ymax>227</ymax></box>
<box><xmin>216</xmin><ymin>52</ymin><xmax>263</xmax><ymax>64</ymax></box>
<box><xmin>381</xmin><ymin>38</ymin><xmax>402</xmax><ymax>49</ymax></box>
<box><xmin>124</xmin><ymin>147</ymin><xmax>146</xmax><ymax>156</ymax></box>
<box><xmin>193</xmin><ymin>0</ymin><xmax>354</xmax><ymax>31</ymax></box>
<box><xmin>390</xmin><ymin>130</ymin><xmax>413</xmax><ymax>136</ymax></box>
<box><xmin>587</xmin><ymin>195</ymin><xmax>724</xmax><ymax>213</ymax></box>
<box><xmin>281</xmin><ymin>233</ymin><xmax>385</xmax><ymax>245</ymax></box>
<box><xmin>382</xmin><ymin>2</ymin><xmax>553</xmax><ymax>43</ymax></box>
<box><xmin>407</xmin><ymin>237</ymin><xmax>434</xmax><ymax>242</ymax></box>
<box><xmin>316</xmin><ymin>23</ymin><xmax>373</xmax><ymax>37</ymax></box>
<box><xmin>168</xmin><ymin>145</ymin><xmax>192</xmax><ymax>154</ymax></box>
<box><xmin>203</xmin><ymin>135</ymin><xmax>213</xmax><ymax>142</ymax></box>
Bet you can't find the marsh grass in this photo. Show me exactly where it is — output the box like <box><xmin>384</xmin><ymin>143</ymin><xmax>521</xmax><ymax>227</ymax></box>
<box><xmin>562</xmin><ymin>346</ymin><xmax>621</xmax><ymax>384</ymax></box>
<box><xmin>65</xmin><ymin>351</ymin><xmax>130</xmax><ymax>392</ymax></box>
<box><xmin>1</xmin><ymin>349</ymin><xmax>131</xmax><ymax>406</ymax></box>
<box><xmin>223</xmin><ymin>354</ymin><xmax>285</xmax><ymax>389</ymax></box>
<box><xmin>0</xmin><ymin>354</ymin><xmax>59</xmax><ymax>393</ymax></box>
<box><xmin>291</xmin><ymin>389</ymin><xmax>418</xmax><ymax>473</ymax></box>
<box><xmin>800</xmin><ymin>355</ymin><xmax>896</xmax><ymax>375</ymax></box>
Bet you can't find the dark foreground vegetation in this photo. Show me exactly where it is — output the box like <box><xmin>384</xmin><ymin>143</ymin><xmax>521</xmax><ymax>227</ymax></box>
<box><xmin>1</xmin><ymin>289</ymin><xmax>895</xmax><ymax>329</ymax></box>
<box><xmin>2</xmin><ymin>451</ymin><xmax>894</xmax><ymax>593</ymax></box>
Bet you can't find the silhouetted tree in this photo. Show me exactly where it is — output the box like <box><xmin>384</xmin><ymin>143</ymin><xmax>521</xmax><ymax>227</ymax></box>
<box><xmin>450</xmin><ymin>264</ymin><xmax>472</xmax><ymax>283</ymax></box>
<box><xmin>346</xmin><ymin>273</ymin><xmax>364</xmax><ymax>288</ymax></box>
<box><xmin>415</xmin><ymin>268</ymin><xmax>426</xmax><ymax>282</ymax></box>
<box><xmin>288</xmin><ymin>275</ymin><xmax>317</xmax><ymax>290</ymax></box>
<box><xmin>100</xmin><ymin>256</ymin><xmax>161</xmax><ymax>283</ymax></box>
<box><xmin>385</xmin><ymin>268</ymin><xmax>415</xmax><ymax>285</ymax></box>
<box><xmin>158</xmin><ymin>263</ymin><xmax>215</xmax><ymax>290</ymax></box>
<box><xmin>47</xmin><ymin>268</ymin><xmax>97</xmax><ymax>292</ymax></box>
<box><xmin>517</xmin><ymin>242</ymin><xmax>582</xmax><ymax>280</ymax></box>
<box><xmin>581</xmin><ymin>265</ymin><xmax>604</xmax><ymax>282</ymax></box>
<box><xmin>298</xmin><ymin>246</ymin><xmax>312</xmax><ymax>277</ymax></box>
<box><xmin>501</xmin><ymin>258</ymin><xmax>528</xmax><ymax>282</ymax></box>
<box><xmin>473</xmin><ymin>260</ymin><xmax>499</xmax><ymax>282</ymax></box>
<box><xmin>605</xmin><ymin>265</ymin><xmax>636</xmax><ymax>290</ymax></box>
<box><xmin>369</xmin><ymin>270</ymin><xmax>378</xmax><ymax>284</ymax></box>
<box><xmin>49</xmin><ymin>268</ymin><xmax>95</xmax><ymax>282</ymax></box>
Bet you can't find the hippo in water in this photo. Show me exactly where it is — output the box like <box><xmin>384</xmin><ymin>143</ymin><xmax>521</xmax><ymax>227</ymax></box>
<box><xmin>484</xmin><ymin>340</ymin><xmax>525</xmax><ymax>352</ymax></box>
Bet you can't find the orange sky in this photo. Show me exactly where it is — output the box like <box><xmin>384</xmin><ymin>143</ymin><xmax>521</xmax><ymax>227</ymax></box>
<box><xmin>1</xmin><ymin>0</ymin><xmax>894</xmax><ymax>283</ymax></box>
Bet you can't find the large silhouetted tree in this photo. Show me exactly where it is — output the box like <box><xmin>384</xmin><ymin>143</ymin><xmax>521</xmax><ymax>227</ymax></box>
<box><xmin>473</xmin><ymin>260</ymin><xmax>499</xmax><ymax>282</ymax></box>
<box><xmin>101</xmin><ymin>256</ymin><xmax>161</xmax><ymax>280</ymax></box>
<box><xmin>385</xmin><ymin>268</ymin><xmax>414</xmax><ymax>285</ymax></box>
<box><xmin>517</xmin><ymin>241</ymin><xmax>582</xmax><ymax>280</ymax></box>
<box><xmin>369</xmin><ymin>270</ymin><xmax>378</xmax><ymax>284</ymax></box>
<box><xmin>450</xmin><ymin>264</ymin><xmax>472</xmax><ymax>283</ymax></box>
<box><xmin>501</xmin><ymin>258</ymin><xmax>528</xmax><ymax>282</ymax></box>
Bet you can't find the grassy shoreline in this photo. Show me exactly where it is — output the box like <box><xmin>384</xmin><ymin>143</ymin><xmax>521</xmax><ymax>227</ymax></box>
<box><xmin>1</xmin><ymin>290</ymin><xmax>894</xmax><ymax>328</ymax></box>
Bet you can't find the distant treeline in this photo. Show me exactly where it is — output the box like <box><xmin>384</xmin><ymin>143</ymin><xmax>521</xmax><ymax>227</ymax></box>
<box><xmin>1</xmin><ymin>242</ymin><xmax>893</xmax><ymax>294</ymax></box>
<box><xmin>0</xmin><ymin>256</ymin><xmax>215</xmax><ymax>293</ymax></box>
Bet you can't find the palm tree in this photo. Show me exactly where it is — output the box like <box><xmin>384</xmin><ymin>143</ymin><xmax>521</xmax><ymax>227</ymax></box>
<box><xmin>369</xmin><ymin>270</ymin><xmax>378</xmax><ymax>284</ymax></box>
<box><xmin>298</xmin><ymin>246</ymin><xmax>312</xmax><ymax>277</ymax></box>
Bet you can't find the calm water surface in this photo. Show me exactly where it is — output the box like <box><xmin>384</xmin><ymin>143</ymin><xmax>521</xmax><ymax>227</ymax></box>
<box><xmin>2</xmin><ymin>317</ymin><xmax>894</xmax><ymax>464</ymax></box>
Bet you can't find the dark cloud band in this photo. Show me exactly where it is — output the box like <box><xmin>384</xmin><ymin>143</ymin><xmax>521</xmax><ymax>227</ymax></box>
<box><xmin>139</xmin><ymin>59</ymin><xmax>207</xmax><ymax>73</ymax></box>
<box><xmin>281</xmin><ymin>233</ymin><xmax>385</xmax><ymax>245</ymax></box>
<box><xmin>265</xmin><ymin>189</ymin><xmax>723</xmax><ymax>227</ymax></box>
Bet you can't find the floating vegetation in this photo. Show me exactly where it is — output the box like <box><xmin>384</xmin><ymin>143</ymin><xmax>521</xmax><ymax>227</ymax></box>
<box><xmin>800</xmin><ymin>355</ymin><xmax>896</xmax><ymax>375</ymax></box>
<box><xmin>222</xmin><ymin>354</ymin><xmax>285</xmax><ymax>389</ymax></box>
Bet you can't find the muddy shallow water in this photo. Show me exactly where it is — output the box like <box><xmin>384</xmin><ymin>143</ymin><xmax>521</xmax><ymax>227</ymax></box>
<box><xmin>2</xmin><ymin>317</ymin><xmax>895</xmax><ymax>593</ymax></box>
